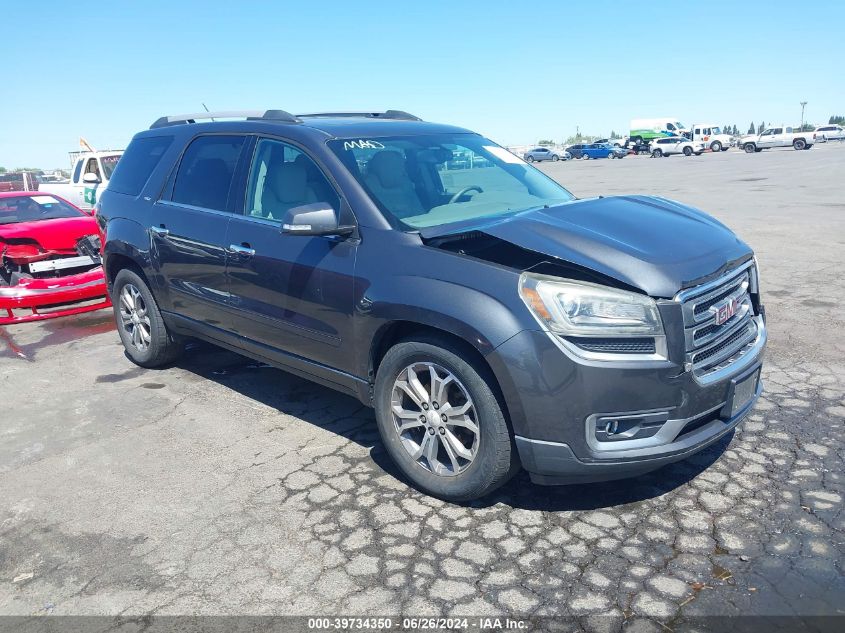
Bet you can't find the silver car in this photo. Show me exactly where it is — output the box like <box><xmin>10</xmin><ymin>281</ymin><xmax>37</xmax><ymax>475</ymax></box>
<box><xmin>523</xmin><ymin>147</ymin><xmax>569</xmax><ymax>162</ymax></box>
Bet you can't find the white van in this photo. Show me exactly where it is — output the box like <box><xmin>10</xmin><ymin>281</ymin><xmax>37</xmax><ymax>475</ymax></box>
<box><xmin>691</xmin><ymin>124</ymin><xmax>732</xmax><ymax>152</ymax></box>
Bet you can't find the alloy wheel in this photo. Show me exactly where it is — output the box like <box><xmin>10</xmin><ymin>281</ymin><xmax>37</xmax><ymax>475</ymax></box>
<box><xmin>119</xmin><ymin>283</ymin><xmax>152</xmax><ymax>352</ymax></box>
<box><xmin>390</xmin><ymin>362</ymin><xmax>479</xmax><ymax>477</ymax></box>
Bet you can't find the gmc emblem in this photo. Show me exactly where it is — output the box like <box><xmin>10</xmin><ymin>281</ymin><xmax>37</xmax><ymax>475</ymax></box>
<box><xmin>712</xmin><ymin>297</ymin><xmax>739</xmax><ymax>325</ymax></box>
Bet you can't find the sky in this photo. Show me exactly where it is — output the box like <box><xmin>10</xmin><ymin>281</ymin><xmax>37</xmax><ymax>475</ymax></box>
<box><xmin>2</xmin><ymin>0</ymin><xmax>843</xmax><ymax>169</ymax></box>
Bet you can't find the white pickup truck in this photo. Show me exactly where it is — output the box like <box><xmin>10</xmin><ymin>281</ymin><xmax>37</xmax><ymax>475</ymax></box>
<box><xmin>740</xmin><ymin>126</ymin><xmax>814</xmax><ymax>153</ymax></box>
<box><xmin>38</xmin><ymin>151</ymin><xmax>123</xmax><ymax>210</ymax></box>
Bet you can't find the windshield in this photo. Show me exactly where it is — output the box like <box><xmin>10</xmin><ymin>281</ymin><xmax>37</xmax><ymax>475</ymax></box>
<box><xmin>328</xmin><ymin>134</ymin><xmax>574</xmax><ymax>229</ymax></box>
<box><xmin>0</xmin><ymin>194</ymin><xmax>85</xmax><ymax>225</ymax></box>
<box><xmin>711</xmin><ymin>126</ymin><xmax>722</xmax><ymax>134</ymax></box>
<box><xmin>101</xmin><ymin>154</ymin><xmax>121</xmax><ymax>179</ymax></box>
<box><xmin>675</xmin><ymin>122</ymin><xmax>686</xmax><ymax>130</ymax></box>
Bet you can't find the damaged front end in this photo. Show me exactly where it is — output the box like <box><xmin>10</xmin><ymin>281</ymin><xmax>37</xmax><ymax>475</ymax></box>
<box><xmin>0</xmin><ymin>234</ymin><xmax>111</xmax><ymax>325</ymax></box>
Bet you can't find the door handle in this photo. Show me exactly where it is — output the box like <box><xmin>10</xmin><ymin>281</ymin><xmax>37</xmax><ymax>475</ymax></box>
<box><xmin>150</xmin><ymin>225</ymin><xmax>169</xmax><ymax>237</ymax></box>
<box><xmin>228</xmin><ymin>244</ymin><xmax>256</xmax><ymax>258</ymax></box>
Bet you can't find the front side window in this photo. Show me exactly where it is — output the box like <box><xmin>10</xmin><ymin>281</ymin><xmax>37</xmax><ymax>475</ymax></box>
<box><xmin>667</xmin><ymin>123</ymin><xmax>676</xmax><ymax>130</ymax></box>
<box><xmin>171</xmin><ymin>135</ymin><xmax>245</xmax><ymax>211</ymax></box>
<box><xmin>84</xmin><ymin>158</ymin><xmax>100</xmax><ymax>180</ymax></box>
<box><xmin>772</xmin><ymin>128</ymin><xmax>783</xmax><ymax>135</ymax></box>
<box><xmin>246</xmin><ymin>139</ymin><xmax>339</xmax><ymax>222</ymax></box>
<box><xmin>328</xmin><ymin>134</ymin><xmax>574</xmax><ymax>229</ymax></box>
<box><xmin>761</xmin><ymin>129</ymin><xmax>773</xmax><ymax>136</ymax></box>
<box><xmin>73</xmin><ymin>159</ymin><xmax>83</xmax><ymax>183</ymax></box>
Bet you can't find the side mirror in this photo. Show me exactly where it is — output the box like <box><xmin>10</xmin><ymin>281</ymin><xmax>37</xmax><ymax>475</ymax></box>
<box><xmin>82</xmin><ymin>173</ymin><xmax>100</xmax><ymax>184</ymax></box>
<box><xmin>280</xmin><ymin>202</ymin><xmax>354</xmax><ymax>237</ymax></box>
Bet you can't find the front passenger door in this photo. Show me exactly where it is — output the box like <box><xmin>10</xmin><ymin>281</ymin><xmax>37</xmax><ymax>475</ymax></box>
<box><xmin>225</xmin><ymin>138</ymin><xmax>358</xmax><ymax>374</ymax></box>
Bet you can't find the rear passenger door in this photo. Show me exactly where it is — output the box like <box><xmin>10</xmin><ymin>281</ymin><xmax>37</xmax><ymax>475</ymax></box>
<box><xmin>224</xmin><ymin>137</ymin><xmax>358</xmax><ymax>374</ymax></box>
<box><xmin>149</xmin><ymin>134</ymin><xmax>247</xmax><ymax>330</ymax></box>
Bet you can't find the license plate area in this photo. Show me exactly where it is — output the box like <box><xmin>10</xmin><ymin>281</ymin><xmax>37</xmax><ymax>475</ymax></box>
<box><xmin>728</xmin><ymin>369</ymin><xmax>760</xmax><ymax>417</ymax></box>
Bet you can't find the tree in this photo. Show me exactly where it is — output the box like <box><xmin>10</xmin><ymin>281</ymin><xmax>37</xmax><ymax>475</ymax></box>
<box><xmin>757</xmin><ymin>121</ymin><xmax>766</xmax><ymax>134</ymax></box>
<box><xmin>748</xmin><ymin>121</ymin><xmax>755</xmax><ymax>134</ymax></box>
<box><xmin>0</xmin><ymin>167</ymin><xmax>6</xmax><ymax>173</ymax></box>
<box><xmin>829</xmin><ymin>115</ymin><xmax>845</xmax><ymax>125</ymax></box>
<box><xmin>537</xmin><ymin>139</ymin><xmax>554</xmax><ymax>146</ymax></box>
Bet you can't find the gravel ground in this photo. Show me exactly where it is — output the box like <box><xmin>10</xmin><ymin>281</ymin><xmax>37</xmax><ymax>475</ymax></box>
<box><xmin>1</xmin><ymin>142</ymin><xmax>843</xmax><ymax>626</ymax></box>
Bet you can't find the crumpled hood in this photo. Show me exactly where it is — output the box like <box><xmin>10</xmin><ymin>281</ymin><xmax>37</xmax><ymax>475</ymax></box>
<box><xmin>425</xmin><ymin>195</ymin><xmax>753</xmax><ymax>297</ymax></box>
<box><xmin>0</xmin><ymin>216</ymin><xmax>98</xmax><ymax>252</ymax></box>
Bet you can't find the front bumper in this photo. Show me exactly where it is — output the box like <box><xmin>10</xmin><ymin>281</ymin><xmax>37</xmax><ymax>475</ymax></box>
<box><xmin>0</xmin><ymin>267</ymin><xmax>111</xmax><ymax>325</ymax></box>
<box><xmin>488</xmin><ymin>318</ymin><xmax>766</xmax><ymax>485</ymax></box>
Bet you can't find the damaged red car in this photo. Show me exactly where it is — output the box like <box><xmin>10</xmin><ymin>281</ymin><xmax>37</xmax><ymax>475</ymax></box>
<box><xmin>0</xmin><ymin>192</ymin><xmax>110</xmax><ymax>325</ymax></box>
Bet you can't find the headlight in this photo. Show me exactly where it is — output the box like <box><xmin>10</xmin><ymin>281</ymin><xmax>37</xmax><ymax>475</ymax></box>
<box><xmin>751</xmin><ymin>256</ymin><xmax>761</xmax><ymax>294</ymax></box>
<box><xmin>519</xmin><ymin>273</ymin><xmax>664</xmax><ymax>337</ymax></box>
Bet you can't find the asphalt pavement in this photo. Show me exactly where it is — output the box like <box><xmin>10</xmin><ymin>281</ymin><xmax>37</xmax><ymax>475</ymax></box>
<box><xmin>1</xmin><ymin>143</ymin><xmax>843</xmax><ymax>627</ymax></box>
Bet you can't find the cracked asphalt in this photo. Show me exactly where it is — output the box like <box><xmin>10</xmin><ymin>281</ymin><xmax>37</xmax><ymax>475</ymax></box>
<box><xmin>1</xmin><ymin>144</ymin><xmax>843</xmax><ymax>625</ymax></box>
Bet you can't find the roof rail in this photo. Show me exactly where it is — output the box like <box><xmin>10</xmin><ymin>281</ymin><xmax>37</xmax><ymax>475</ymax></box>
<box><xmin>296</xmin><ymin>110</ymin><xmax>422</xmax><ymax>122</ymax></box>
<box><xmin>149</xmin><ymin>109</ymin><xmax>300</xmax><ymax>129</ymax></box>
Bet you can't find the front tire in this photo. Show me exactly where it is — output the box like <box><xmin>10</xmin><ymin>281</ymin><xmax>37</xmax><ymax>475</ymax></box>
<box><xmin>552</xmin><ymin>154</ymin><xmax>560</xmax><ymax>162</ymax></box>
<box><xmin>112</xmin><ymin>268</ymin><xmax>182</xmax><ymax>368</ymax></box>
<box><xmin>710</xmin><ymin>141</ymin><xmax>722</xmax><ymax>152</ymax></box>
<box><xmin>683</xmin><ymin>146</ymin><xmax>693</xmax><ymax>156</ymax></box>
<box><xmin>652</xmin><ymin>149</ymin><xmax>663</xmax><ymax>158</ymax></box>
<box><xmin>744</xmin><ymin>143</ymin><xmax>756</xmax><ymax>153</ymax></box>
<box><xmin>374</xmin><ymin>338</ymin><xmax>517</xmax><ymax>502</ymax></box>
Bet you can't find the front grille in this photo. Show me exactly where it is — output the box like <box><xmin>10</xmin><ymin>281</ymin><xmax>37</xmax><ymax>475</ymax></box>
<box><xmin>567</xmin><ymin>337</ymin><xmax>656</xmax><ymax>354</ymax></box>
<box><xmin>678</xmin><ymin>263</ymin><xmax>759</xmax><ymax>380</ymax></box>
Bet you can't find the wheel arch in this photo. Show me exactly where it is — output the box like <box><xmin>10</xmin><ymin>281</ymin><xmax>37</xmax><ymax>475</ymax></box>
<box><xmin>369</xmin><ymin>319</ymin><xmax>518</xmax><ymax>435</ymax></box>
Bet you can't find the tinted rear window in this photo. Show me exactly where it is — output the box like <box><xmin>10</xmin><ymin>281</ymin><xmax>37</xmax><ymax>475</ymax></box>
<box><xmin>108</xmin><ymin>136</ymin><xmax>173</xmax><ymax>196</ymax></box>
<box><xmin>171</xmin><ymin>135</ymin><xmax>245</xmax><ymax>211</ymax></box>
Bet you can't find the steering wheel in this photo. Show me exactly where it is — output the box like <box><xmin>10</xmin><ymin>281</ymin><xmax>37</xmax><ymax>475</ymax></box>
<box><xmin>448</xmin><ymin>186</ymin><xmax>483</xmax><ymax>204</ymax></box>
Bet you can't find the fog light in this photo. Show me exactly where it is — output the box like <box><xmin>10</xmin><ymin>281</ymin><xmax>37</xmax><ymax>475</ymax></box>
<box><xmin>593</xmin><ymin>411</ymin><xmax>670</xmax><ymax>443</ymax></box>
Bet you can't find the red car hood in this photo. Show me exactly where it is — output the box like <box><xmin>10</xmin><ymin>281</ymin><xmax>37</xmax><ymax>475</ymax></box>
<box><xmin>0</xmin><ymin>216</ymin><xmax>98</xmax><ymax>251</ymax></box>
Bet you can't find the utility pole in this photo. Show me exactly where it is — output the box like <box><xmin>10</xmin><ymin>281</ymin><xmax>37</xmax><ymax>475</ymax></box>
<box><xmin>800</xmin><ymin>101</ymin><xmax>807</xmax><ymax>131</ymax></box>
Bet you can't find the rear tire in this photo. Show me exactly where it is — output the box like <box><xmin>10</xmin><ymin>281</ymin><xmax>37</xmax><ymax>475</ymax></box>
<box><xmin>112</xmin><ymin>268</ymin><xmax>182</xmax><ymax>368</ymax></box>
<box><xmin>374</xmin><ymin>338</ymin><xmax>518</xmax><ymax>502</ymax></box>
<box><xmin>525</xmin><ymin>155</ymin><xmax>534</xmax><ymax>163</ymax></box>
<box><xmin>793</xmin><ymin>139</ymin><xmax>806</xmax><ymax>150</ymax></box>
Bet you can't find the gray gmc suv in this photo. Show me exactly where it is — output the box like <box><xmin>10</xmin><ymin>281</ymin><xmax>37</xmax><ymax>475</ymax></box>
<box><xmin>98</xmin><ymin>109</ymin><xmax>766</xmax><ymax>501</ymax></box>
